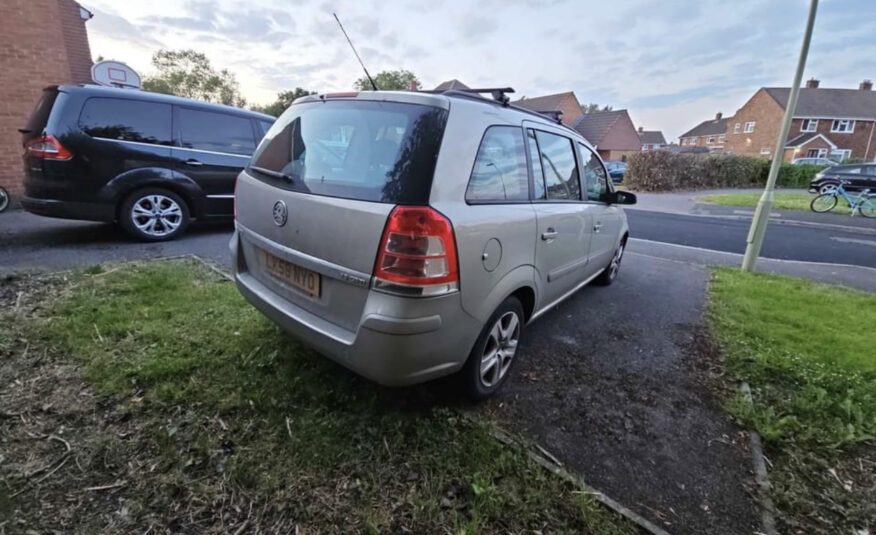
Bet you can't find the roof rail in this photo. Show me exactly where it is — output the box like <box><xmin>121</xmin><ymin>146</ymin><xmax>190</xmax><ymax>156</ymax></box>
<box><xmin>425</xmin><ymin>88</ymin><xmax>572</xmax><ymax>129</ymax></box>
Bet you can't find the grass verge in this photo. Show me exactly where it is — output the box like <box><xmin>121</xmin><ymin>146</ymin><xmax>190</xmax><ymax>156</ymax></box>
<box><xmin>0</xmin><ymin>260</ymin><xmax>635</xmax><ymax>534</ymax></box>
<box><xmin>698</xmin><ymin>192</ymin><xmax>852</xmax><ymax>214</ymax></box>
<box><xmin>707</xmin><ymin>268</ymin><xmax>876</xmax><ymax>533</ymax></box>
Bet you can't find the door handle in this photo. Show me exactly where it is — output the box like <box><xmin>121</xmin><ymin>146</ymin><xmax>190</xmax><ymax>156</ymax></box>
<box><xmin>185</xmin><ymin>159</ymin><xmax>204</xmax><ymax>167</ymax></box>
<box><xmin>541</xmin><ymin>228</ymin><xmax>558</xmax><ymax>241</ymax></box>
<box><xmin>593</xmin><ymin>222</ymin><xmax>603</xmax><ymax>233</ymax></box>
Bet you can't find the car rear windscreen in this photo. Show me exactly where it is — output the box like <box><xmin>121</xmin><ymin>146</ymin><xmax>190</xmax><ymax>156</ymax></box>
<box><xmin>21</xmin><ymin>88</ymin><xmax>59</xmax><ymax>143</ymax></box>
<box><xmin>248</xmin><ymin>100</ymin><xmax>448</xmax><ymax>204</ymax></box>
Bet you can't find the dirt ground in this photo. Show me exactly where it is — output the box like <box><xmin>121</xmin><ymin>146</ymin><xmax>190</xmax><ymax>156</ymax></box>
<box><xmin>482</xmin><ymin>255</ymin><xmax>761</xmax><ymax>535</ymax></box>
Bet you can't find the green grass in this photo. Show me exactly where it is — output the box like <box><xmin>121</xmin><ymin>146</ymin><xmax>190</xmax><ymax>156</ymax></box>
<box><xmin>708</xmin><ymin>268</ymin><xmax>876</xmax><ymax>446</ymax></box>
<box><xmin>698</xmin><ymin>192</ymin><xmax>852</xmax><ymax>214</ymax></box>
<box><xmin>18</xmin><ymin>260</ymin><xmax>633</xmax><ymax>533</ymax></box>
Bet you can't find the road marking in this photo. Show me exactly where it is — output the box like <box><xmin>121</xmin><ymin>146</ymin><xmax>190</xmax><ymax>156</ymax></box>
<box><xmin>731</xmin><ymin>210</ymin><xmax>782</xmax><ymax>218</ymax></box>
<box><xmin>628</xmin><ymin>238</ymin><xmax>876</xmax><ymax>273</ymax></box>
<box><xmin>830</xmin><ymin>236</ymin><xmax>876</xmax><ymax>247</ymax></box>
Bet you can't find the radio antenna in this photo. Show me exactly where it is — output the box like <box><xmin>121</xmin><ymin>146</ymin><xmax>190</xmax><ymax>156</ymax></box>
<box><xmin>333</xmin><ymin>12</ymin><xmax>378</xmax><ymax>91</ymax></box>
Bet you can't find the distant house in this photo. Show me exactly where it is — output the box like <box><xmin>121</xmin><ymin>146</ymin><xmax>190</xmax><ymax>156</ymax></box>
<box><xmin>433</xmin><ymin>79</ymin><xmax>471</xmax><ymax>91</ymax></box>
<box><xmin>724</xmin><ymin>79</ymin><xmax>876</xmax><ymax>161</ymax></box>
<box><xmin>679</xmin><ymin>113</ymin><xmax>729</xmax><ymax>152</ymax></box>
<box><xmin>638</xmin><ymin>127</ymin><xmax>667</xmax><ymax>151</ymax></box>
<box><xmin>513</xmin><ymin>92</ymin><xmax>583</xmax><ymax>126</ymax></box>
<box><xmin>571</xmin><ymin>109</ymin><xmax>642</xmax><ymax>161</ymax></box>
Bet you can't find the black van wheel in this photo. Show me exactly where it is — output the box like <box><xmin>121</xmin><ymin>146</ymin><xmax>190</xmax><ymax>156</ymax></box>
<box><xmin>460</xmin><ymin>296</ymin><xmax>525</xmax><ymax>401</ymax></box>
<box><xmin>119</xmin><ymin>188</ymin><xmax>190</xmax><ymax>242</ymax></box>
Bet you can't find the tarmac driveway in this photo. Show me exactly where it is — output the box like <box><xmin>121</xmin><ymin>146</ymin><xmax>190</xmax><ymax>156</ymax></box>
<box><xmin>484</xmin><ymin>252</ymin><xmax>759</xmax><ymax>535</ymax></box>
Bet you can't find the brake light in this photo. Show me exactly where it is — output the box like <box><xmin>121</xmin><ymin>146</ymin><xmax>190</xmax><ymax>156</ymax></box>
<box><xmin>373</xmin><ymin>206</ymin><xmax>459</xmax><ymax>296</ymax></box>
<box><xmin>324</xmin><ymin>92</ymin><xmax>359</xmax><ymax>98</ymax></box>
<box><xmin>24</xmin><ymin>135</ymin><xmax>72</xmax><ymax>160</ymax></box>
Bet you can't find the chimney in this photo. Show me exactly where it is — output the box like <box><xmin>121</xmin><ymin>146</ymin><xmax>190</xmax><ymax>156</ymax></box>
<box><xmin>860</xmin><ymin>79</ymin><xmax>873</xmax><ymax>91</ymax></box>
<box><xmin>638</xmin><ymin>126</ymin><xmax>644</xmax><ymax>133</ymax></box>
<box><xmin>805</xmin><ymin>78</ymin><xmax>820</xmax><ymax>88</ymax></box>
<box><xmin>715</xmin><ymin>112</ymin><xmax>722</xmax><ymax>121</ymax></box>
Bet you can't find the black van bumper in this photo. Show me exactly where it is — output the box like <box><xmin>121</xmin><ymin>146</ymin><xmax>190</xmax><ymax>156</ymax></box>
<box><xmin>21</xmin><ymin>196</ymin><xmax>115</xmax><ymax>222</ymax></box>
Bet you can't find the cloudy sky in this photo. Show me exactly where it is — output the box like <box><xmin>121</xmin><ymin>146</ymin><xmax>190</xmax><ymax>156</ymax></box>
<box><xmin>82</xmin><ymin>0</ymin><xmax>874</xmax><ymax>141</ymax></box>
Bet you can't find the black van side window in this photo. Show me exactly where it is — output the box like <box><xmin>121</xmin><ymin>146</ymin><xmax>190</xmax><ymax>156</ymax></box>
<box><xmin>466</xmin><ymin>126</ymin><xmax>529</xmax><ymax>202</ymax></box>
<box><xmin>178</xmin><ymin>108</ymin><xmax>256</xmax><ymax>156</ymax></box>
<box><xmin>79</xmin><ymin>98</ymin><xmax>172</xmax><ymax>146</ymax></box>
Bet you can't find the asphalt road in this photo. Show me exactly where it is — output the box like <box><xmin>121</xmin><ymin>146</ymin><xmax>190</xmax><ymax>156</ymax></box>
<box><xmin>627</xmin><ymin>209</ymin><xmax>876</xmax><ymax>268</ymax></box>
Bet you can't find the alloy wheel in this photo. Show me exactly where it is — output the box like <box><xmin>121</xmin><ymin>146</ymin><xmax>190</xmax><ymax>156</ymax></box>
<box><xmin>608</xmin><ymin>243</ymin><xmax>624</xmax><ymax>281</ymax></box>
<box><xmin>131</xmin><ymin>194</ymin><xmax>183</xmax><ymax>237</ymax></box>
<box><xmin>819</xmin><ymin>183</ymin><xmax>838</xmax><ymax>194</ymax></box>
<box><xmin>479</xmin><ymin>311</ymin><xmax>521</xmax><ymax>388</ymax></box>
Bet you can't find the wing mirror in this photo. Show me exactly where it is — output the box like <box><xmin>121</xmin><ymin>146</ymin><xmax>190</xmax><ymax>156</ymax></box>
<box><xmin>605</xmin><ymin>190</ymin><xmax>637</xmax><ymax>205</ymax></box>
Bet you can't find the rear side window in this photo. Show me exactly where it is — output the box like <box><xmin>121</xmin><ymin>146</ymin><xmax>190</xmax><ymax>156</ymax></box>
<box><xmin>79</xmin><ymin>97</ymin><xmax>172</xmax><ymax>146</ymax></box>
<box><xmin>258</xmin><ymin>120</ymin><xmax>273</xmax><ymax>137</ymax></box>
<box><xmin>466</xmin><ymin>126</ymin><xmax>529</xmax><ymax>202</ymax></box>
<box><xmin>579</xmin><ymin>143</ymin><xmax>608</xmax><ymax>201</ymax></box>
<box><xmin>23</xmin><ymin>88</ymin><xmax>60</xmax><ymax>142</ymax></box>
<box><xmin>534</xmin><ymin>130</ymin><xmax>580</xmax><ymax>200</ymax></box>
<box><xmin>178</xmin><ymin>108</ymin><xmax>256</xmax><ymax>155</ymax></box>
<box><xmin>249</xmin><ymin>100</ymin><xmax>448</xmax><ymax>204</ymax></box>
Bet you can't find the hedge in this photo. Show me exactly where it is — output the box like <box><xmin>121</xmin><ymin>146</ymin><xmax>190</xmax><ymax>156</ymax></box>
<box><xmin>624</xmin><ymin>151</ymin><xmax>825</xmax><ymax>191</ymax></box>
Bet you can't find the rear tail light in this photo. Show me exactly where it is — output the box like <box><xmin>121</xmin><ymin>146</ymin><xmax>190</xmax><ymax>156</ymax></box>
<box><xmin>373</xmin><ymin>206</ymin><xmax>459</xmax><ymax>296</ymax></box>
<box><xmin>24</xmin><ymin>135</ymin><xmax>72</xmax><ymax>160</ymax></box>
<box><xmin>233</xmin><ymin>176</ymin><xmax>238</xmax><ymax>220</ymax></box>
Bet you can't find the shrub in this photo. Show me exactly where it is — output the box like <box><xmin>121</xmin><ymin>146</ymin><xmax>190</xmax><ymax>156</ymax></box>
<box><xmin>625</xmin><ymin>152</ymin><xmax>825</xmax><ymax>191</ymax></box>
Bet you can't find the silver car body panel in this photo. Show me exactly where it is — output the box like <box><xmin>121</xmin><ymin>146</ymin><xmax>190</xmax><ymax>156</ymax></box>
<box><xmin>232</xmin><ymin>91</ymin><xmax>628</xmax><ymax>386</ymax></box>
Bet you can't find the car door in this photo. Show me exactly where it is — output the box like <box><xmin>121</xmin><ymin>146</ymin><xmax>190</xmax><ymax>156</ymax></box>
<box><xmin>526</xmin><ymin>125</ymin><xmax>592</xmax><ymax>307</ymax></box>
<box><xmin>172</xmin><ymin>106</ymin><xmax>257</xmax><ymax>216</ymax></box>
<box><xmin>578</xmin><ymin>143</ymin><xmax>622</xmax><ymax>276</ymax></box>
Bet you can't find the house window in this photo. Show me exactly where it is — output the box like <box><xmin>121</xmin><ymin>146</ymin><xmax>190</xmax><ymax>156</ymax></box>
<box><xmin>718</xmin><ymin>134</ymin><xmax>726</xmax><ymax>143</ymax></box>
<box><xmin>806</xmin><ymin>148</ymin><xmax>828</xmax><ymax>158</ymax></box>
<box><xmin>707</xmin><ymin>136</ymin><xmax>716</xmax><ymax>144</ymax></box>
<box><xmin>831</xmin><ymin>119</ymin><xmax>855</xmax><ymax>133</ymax></box>
<box><xmin>744</xmin><ymin>122</ymin><xmax>756</xmax><ymax>133</ymax></box>
<box><xmin>831</xmin><ymin>149</ymin><xmax>851</xmax><ymax>162</ymax></box>
<box><xmin>800</xmin><ymin>119</ymin><xmax>818</xmax><ymax>132</ymax></box>
<box><xmin>760</xmin><ymin>148</ymin><xmax>771</xmax><ymax>156</ymax></box>
<box><xmin>733</xmin><ymin>123</ymin><xmax>741</xmax><ymax>134</ymax></box>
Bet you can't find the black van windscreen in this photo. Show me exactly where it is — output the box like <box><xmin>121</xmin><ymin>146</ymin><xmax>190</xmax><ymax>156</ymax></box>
<box><xmin>248</xmin><ymin>100</ymin><xmax>448</xmax><ymax>204</ymax></box>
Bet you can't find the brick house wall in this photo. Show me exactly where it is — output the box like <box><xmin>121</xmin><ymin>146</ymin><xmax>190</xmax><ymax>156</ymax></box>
<box><xmin>786</xmin><ymin>118</ymin><xmax>876</xmax><ymax>162</ymax></box>
<box><xmin>723</xmin><ymin>89</ymin><xmax>786</xmax><ymax>157</ymax></box>
<box><xmin>0</xmin><ymin>0</ymin><xmax>92</xmax><ymax>198</ymax></box>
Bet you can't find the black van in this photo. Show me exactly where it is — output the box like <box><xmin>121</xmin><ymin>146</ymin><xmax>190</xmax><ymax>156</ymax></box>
<box><xmin>20</xmin><ymin>85</ymin><xmax>274</xmax><ymax>241</ymax></box>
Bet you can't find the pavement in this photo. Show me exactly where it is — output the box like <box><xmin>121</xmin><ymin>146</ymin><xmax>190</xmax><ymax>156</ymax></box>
<box><xmin>629</xmin><ymin>187</ymin><xmax>876</xmax><ymax>234</ymax></box>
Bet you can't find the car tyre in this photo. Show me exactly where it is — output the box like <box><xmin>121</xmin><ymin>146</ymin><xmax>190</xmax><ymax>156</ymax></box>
<box><xmin>119</xmin><ymin>188</ymin><xmax>190</xmax><ymax>242</ymax></box>
<box><xmin>594</xmin><ymin>238</ymin><xmax>625</xmax><ymax>286</ymax></box>
<box><xmin>461</xmin><ymin>296</ymin><xmax>525</xmax><ymax>401</ymax></box>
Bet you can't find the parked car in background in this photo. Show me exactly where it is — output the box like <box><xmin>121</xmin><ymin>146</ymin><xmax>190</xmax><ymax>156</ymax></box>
<box><xmin>20</xmin><ymin>85</ymin><xmax>273</xmax><ymax>241</ymax></box>
<box><xmin>809</xmin><ymin>163</ymin><xmax>876</xmax><ymax>194</ymax></box>
<box><xmin>792</xmin><ymin>157</ymin><xmax>838</xmax><ymax>166</ymax></box>
<box><xmin>232</xmin><ymin>90</ymin><xmax>636</xmax><ymax>399</ymax></box>
<box><xmin>604</xmin><ymin>160</ymin><xmax>627</xmax><ymax>183</ymax></box>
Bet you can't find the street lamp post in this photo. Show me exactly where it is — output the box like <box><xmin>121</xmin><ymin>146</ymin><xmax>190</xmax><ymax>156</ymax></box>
<box><xmin>741</xmin><ymin>0</ymin><xmax>819</xmax><ymax>271</ymax></box>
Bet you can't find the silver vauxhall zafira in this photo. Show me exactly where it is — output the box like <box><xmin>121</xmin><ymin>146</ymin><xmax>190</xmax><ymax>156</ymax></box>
<box><xmin>231</xmin><ymin>89</ymin><xmax>635</xmax><ymax>399</ymax></box>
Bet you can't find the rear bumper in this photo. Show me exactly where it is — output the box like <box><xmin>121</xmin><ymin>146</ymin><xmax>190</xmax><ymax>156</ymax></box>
<box><xmin>20</xmin><ymin>196</ymin><xmax>114</xmax><ymax>222</ymax></box>
<box><xmin>230</xmin><ymin>230</ymin><xmax>482</xmax><ymax>386</ymax></box>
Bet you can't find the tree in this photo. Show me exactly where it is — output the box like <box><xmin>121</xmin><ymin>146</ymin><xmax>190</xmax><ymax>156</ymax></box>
<box><xmin>142</xmin><ymin>49</ymin><xmax>246</xmax><ymax>107</ymax></box>
<box><xmin>252</xmin><ymin>88</ymin><xmax>316</xmax><ymax>117</ymax></box>
<box><xmin>581</xmin><ymin>103</ymin><xmax>613</xmax><ymax>114</ymax></box>
<box><xmin>355</xmin><ymin>69</ymin><xmax>420</xmax><ymax>91</ymax></box>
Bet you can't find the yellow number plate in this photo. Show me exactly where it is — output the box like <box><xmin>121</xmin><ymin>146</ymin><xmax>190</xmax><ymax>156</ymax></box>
<box><xmin>262</xmin><ymin>250</ymin><xmax>321</xmax><ymax>297</ymax></box>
